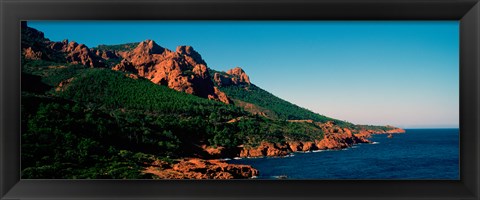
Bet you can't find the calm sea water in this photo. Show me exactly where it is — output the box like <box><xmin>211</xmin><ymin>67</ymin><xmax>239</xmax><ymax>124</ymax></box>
<box><xmin>228</xmin><ymin>129</ymin><xmax>459</xmax><ymax>179</ymax></box>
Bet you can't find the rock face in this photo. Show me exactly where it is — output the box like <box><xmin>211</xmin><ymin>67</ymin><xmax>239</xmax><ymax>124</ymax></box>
<box><xmin>213</xmin><ymin>73</ymin><xmax>232</xmax><ymax>87</ymax></box>
<box><xmin>235</xmin><ymin>121</ymin><xmax>406</xmax><ymax>158</ymax></box>
<box><xmin>213</xmin><ymin>67</ymin><xmax>251</xmax><ymax>87</ymax></box>
<box><xmin>143</xmin><ymin>158</ymin><xmax>258</xmax><ymax>179</ymax></box>
<box><xmin>113</xmin><ymin>40</ymin><xmax>232</xmax><ymax>104</ymax></box>
<box><xmin>227</xmin><ymin>67</ymin><xmax>251</xmax><ymax>84</ymax></box>
<box><xmin>176</xmin><ymin>45</ymin><xmax>206</xmax><ymax>66</ymax></box>
<box><xmin>95</xmin><ymin>49</ymin><xmax>119</xmax><ymax>60</ymax></box>
<box><xmin>22</xmin><ymin>24</ymin><xmax>233</xmax><ymax>104</ymax></box>
<box><xmin>23</xmin><ymin>47</ymin><xmax>43</xmax><ymax>60</ymax></box>
<box><xmin>238</xmin><ymin>121</ymin><xmax>376</xmax><ymax>158</ymax></box>
<box><xmin>239</xmin><ymin>142</ymin><xmax>290</xmax><ymax>158</ymax></box>
<box><xmin>51</xmin><ymin>40</ymin><xmax>103</xmax><ymax>68</ymax></box>
<box><xmin>22</xmin><ymin>24</ymin><xmax>104</xmax><ymax>68</ymax></box>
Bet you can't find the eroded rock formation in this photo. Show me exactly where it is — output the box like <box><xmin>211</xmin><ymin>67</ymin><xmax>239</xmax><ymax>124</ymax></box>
<box><xmin>236</xmin><ymin>121</ymin><xmax>405</xmax><ymax>158</ymax></box>
<box><xmin>143</xmin><ymin>158</ymin><xmax>258</xmax><ymax>179</ymax></box>
<box><xmin>22</xmin><ymin>24</ymin><xmax>234</xmax><ymax>104</ymax></box>
<box><xmin>213</xmin><ymin>67</ymin><xmax>251</xmax><ymax>87</ymax></box>
<box><xmin>112</xmin><ymin>40</ymin><xmax>232</xmax><ymax>104</ymax></box>
<box><xmin>23</xmin><ymin>47</ymin><xmax>43</xmax><ymax>60</ymax></box>
<box><xmin>239</xmin><ymin>142</ymin><xmax>291</xmax><ymax>157</ymax></box>
<box><xmin>22</xmin><ymin>24</ymin><xmax>104</xmax><ymax>68</ymax></box>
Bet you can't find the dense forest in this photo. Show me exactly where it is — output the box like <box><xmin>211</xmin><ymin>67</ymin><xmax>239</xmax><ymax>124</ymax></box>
<box><xmin>22</xmin><ymin>61</ymin><xmax>326</xmax><ymax>178</ymax></box>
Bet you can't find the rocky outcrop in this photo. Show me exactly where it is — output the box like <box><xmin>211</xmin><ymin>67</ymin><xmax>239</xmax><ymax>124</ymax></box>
<box><xmin>201</xmin><ymin>145</ymin><xmax>227</xmax><ymax>157</ymax></box>
<box><xmin>238</xmin><ymin>121</ymin><xmax>376</xmax><ymax>158</ymax></box>
<box><xmin>22</xmin><ymin>23</ymin><xmax>104</xmax><ymax>68</ymax></box>
<box><xmin>113</xmin><ymin>59</ymin><xmax>137</xmax><ymax>73</ymax></box>
<box><xmin>22</xmin><ymin>24</ymin><xmax>233</xmax><ymax>104</ymax></box>
<box><xmin>95</xmin><ymin>49</ymin><xmax>119</xmax><ymax>60</ymax></box>
<box><xmin>315</xmin><ymin>133</ymin><xmax>354</xmax><ymax>150</ymax></box>
<box><xmin>21</xmin><ymin>24</ymin><xmax>57</xmax><ymax>61</ymax></box>
<box><xmin>176</xmin><ymin>45</ymin><xmax>206</xmax><ymax>66</ymax></box>
<box><xmin>213</xmin><ymin>67</ymin><xmax>251</xmax><ymax>87</ymax></box>
<box><xmin>212</xmin><ymin>87</ymin><xmax>231</xmax><ymax>104</ymax></box>
<box><xmin>112</xmin><ymin>40</ymin><xmax>232</xmax><ymax>104</ymax></box>
<box><xmin>239</xmin><ymin>142</ymin><xmax>290</xmax><ymax>157</ymax></box>
<box><xmin>47</xmin><ymin>39</ymin><xmax>102</xmax><ymax>67</ymax></box>
<box><xmin>23</xmin><ymin>47</ymin><xmax>43</xmax><ymax>60</ymax></box>
<box><xmin>55</xmin><ymin>77</ymin><xmax>75</xmax><ymax>92</ymax></box>
<box><xmin>213</xmin><ymin>73</ymin><xmax>232</xmax><ymax>87</ymax></box>
<box><xmin>300</xmin><ymin>142</ymin><xmax>317</xmax><ymax>151</ymax></box>
<box><xmin>174</xmin><ymin>120</ymin><xmax>391</xmax><ymax>160</ymax></box>
<box><xmin>235</xmin><ymin>121</ymin><xmax>406</xmax><ymax>158</ymax></box>
<box><xmin>61</xmin><ymin>41</ymin><xmax>103</xmax><ymax>68</ymax></box>
<box><xmin>227</xmin><ymin>67</ymin><xmax>251</xmax><ymax>84</ymax></box>
<box><xmin>143</xmin><ymin>158</ymin><xmax>258</xmax><ymax>179</ymax></box>
<box><xmin>238</xmin><ymin>132</ymin><xmax>369</xmax><ymax>158</ymax></box>
<box><xmin>353</xmin><ymin>130</ymin><xmax>372</xmax><ymax>143</ymax></box>
<box><xmin>287</xmin><ymin>141</ymin><xmax>304</xmax><ymax>152</ymax></box>
<box><xmin>370</xmin><ymin>127</ymin><xmax>406</xmax><ymax>134</ymax></box>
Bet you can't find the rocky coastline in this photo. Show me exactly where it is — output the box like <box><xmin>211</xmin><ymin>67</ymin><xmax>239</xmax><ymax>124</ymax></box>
<box><xmin>236</xmin><ymin>122</ymin><xmax>405</xmax><ymax>158</ymax></box>
<box><xmin>143</xmin><ymin>126</ymin><xmax>405</xmax><ymax>179</ymax></box>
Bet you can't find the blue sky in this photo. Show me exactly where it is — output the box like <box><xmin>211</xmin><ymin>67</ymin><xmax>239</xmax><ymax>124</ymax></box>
<box><xmin>28</xmin><ymin>21</ymin><xmax>459</xmax><ymax>128</ymax></box>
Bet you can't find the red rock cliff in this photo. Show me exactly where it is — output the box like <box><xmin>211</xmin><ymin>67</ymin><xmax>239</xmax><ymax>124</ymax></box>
<box><xmin>22</xmin><ymin>24</ymin><xmax>104</xmax><ymax>68</ymax></box>
<box><xmin>238</xmin><ymin>121</ymin><xmax>374</xmax><ymax>158</ymax></box>
<box><xmin>214</xmin><ymin>67</ymin><xmax>251</xmax><ymax>87</ymax></box>
<box><xmin>143</xmin><ymin>158</ymin><xmax>258</xmax><ymax>179</ymax></box>
<box><xmin>113</xmin><ymin>40</ymin><xmax>232</xmax><ymax>104</ymax></box>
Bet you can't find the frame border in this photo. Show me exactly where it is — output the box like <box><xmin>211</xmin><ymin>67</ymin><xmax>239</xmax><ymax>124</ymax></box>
<box><xmin>1</xmin><ymin>0</ymin><xmax>479</xmax><ymax>199</ymax></box>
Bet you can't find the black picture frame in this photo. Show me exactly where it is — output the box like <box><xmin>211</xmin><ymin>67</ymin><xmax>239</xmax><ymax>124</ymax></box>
<box><xmin>1</xmin><ymin>0</ymin><xmax>479</xmax><ymax>199</ymax></box>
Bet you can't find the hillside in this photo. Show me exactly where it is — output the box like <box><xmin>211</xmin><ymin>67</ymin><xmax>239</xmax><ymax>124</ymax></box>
<box><xmin>209</xmin><ymin>68</ymin><xmax>354</xmax><ymax>127</ymax></box>
<box><xmin>21</xmin><ymin>23</ymin><xmax>405</xmax><ymax>179</ymax></box>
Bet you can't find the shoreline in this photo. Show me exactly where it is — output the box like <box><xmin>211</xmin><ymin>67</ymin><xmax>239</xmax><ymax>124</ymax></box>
<box><xmin>142</xmin><ymin>128</ymin><xmax>406</xmax><ymax>179</ymax></box>
<box><xmin>225</xmin><ymin>129</ymin><xmax>459</xmax><ymax>180</ymax></box>
<box><xmin>235</xmin><ymin>128</ymin><xmax>405</xmax><ymax>158</ymax></box>
<box><xmin>141</xmin><ymin>119</ymin><xmax>406</xmax><ymax>179</ymax></box>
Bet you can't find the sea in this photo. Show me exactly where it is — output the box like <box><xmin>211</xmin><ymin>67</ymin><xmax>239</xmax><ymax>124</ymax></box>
<box><xmin>227</xmin><ymin>129</ymin><xmax>459</xmax><ymax>179</ymax></box>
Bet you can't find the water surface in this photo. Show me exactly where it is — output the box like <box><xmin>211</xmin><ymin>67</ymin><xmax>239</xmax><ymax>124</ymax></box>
<box><xmin>228</xmin><ymin>129</ymin><xmax>459</xmax><ymax>179</ymax></box>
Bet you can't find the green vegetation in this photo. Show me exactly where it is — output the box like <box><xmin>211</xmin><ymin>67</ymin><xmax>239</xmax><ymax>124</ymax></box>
<box><xmin>22</xmin><ymin>97</ymin><xmax>157</xmax><ymax>179</ymax></box>
<box><xmin>93</xmin><ymin>42</ymin><xmax>140</xmax><ymax>52</ymax></box>
<box><xmin>22</xmin><ymin>59</ymin><xmax>87</xmax><ymax>87</ymax></box>
<box><xmin>22</xmin><ymin>66</ymin><xmax>325</xmax><ymax>178</ymax></box>
<box><xmin>220</xmin><ymin>84</ymin><xmax>353</xmax><ymax>128</ymax></box>
<box><xmin>356</xmin><ymin>125</ymin><xmax>398</xmax><ymax>132</ymax></box>
<box><xmin>209</xmin><ymin>69</ymin><xmax>353</xmax><ymax>128</ymax></box>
